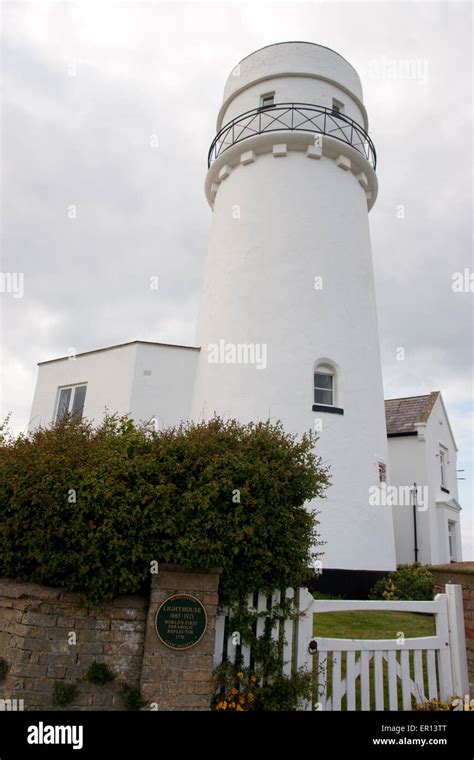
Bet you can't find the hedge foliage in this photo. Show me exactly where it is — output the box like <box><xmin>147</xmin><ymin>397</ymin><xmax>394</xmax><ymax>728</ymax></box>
<box><xmin>369</xmin><ymin>563</ymin><xmax>434</xmax><ymax>601</ymax></box>
<box><xmin>0</xmin><ymin>415</ymin><xmax>329</xmax><ymax>604</ymax></box>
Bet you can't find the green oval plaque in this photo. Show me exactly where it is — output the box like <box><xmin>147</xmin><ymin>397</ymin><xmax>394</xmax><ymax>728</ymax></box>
<box><xmin>155</xmin><ymin>594</ymin><xmax>207</xmax><ymax>650</ymax></box>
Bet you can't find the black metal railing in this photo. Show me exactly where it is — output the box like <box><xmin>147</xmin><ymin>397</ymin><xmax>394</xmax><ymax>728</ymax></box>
<box><xmin>208</xmin><ymin>102</ymin><xmax>376</xmax><ymax>170</ymax></box>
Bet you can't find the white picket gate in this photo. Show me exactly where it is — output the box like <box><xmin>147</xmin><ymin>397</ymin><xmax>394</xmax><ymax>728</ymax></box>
<box><xmin>214</xmin><ymin>584</ymin><xmax>469</xmax><ymax>711</ymax></box>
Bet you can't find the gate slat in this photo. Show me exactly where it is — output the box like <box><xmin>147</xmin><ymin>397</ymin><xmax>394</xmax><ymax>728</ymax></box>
<box><xmin>427</xmin><ymin>650</ymin><xmax>438</xmax><ymax>699</ymax></box>
<box><xmin>241</xmin><ymin>593</ymin><xmax>253</xmax><ymax>668</ymax></box>
<box><xmin>400</xmin><ymin>650</ymin><xmax>412</xmax><ymax>710</ymax></box>
<box><xmin>387</xmin><ymin>651</ymin><xmax>398</xmax><ymax>710</ymax></box>
<box><xmin>414</xmin><ymin>650</ymin><xmax>425</xmax><ymax>704</ymax></box>
<box><xmin>282</xmin><ymin>588</ymin><xmax>294</xmax><ymax>677</ymax></box>
<box><xmin>332</xmin><ymin>653</ymin><xmax>342</xmax><ymax>711</ymax></box>
<box><xmin>346</xmin><ymin>651</ymin><xmax>356</xmax><ymax>711</ymax></box>
<box><xmin>214</xmin><ymin>608</ymin><xmax>227</xmax><ymax>667</ymax></box>
<box><xmin>271</xmin><ymin>591</ymin><xmax>281</xmax><ymax>646</ymax></box>
<box><xmin>360</xmin><ymin>651</ymin><xmax>370</xmax><ymax>711</ymax></box>
<box><xmin>318</xmin><ymin>652</ymin><xmax>328</xmax><ymax>709</ymax></box>
<box><xmin>374</xmin><ymin>651</ymin><xmax>384</xmax><ymax>711</ymax></box>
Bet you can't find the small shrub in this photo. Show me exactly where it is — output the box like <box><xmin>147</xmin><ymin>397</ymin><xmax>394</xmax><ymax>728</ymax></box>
<box><xmin>213</xmin><ymin>665</ymin><xmax>311</xmax><ymax>712</ymax></box>
<box><xmin>0</xmin><ymin>658</ymin><xmax>9</xmax><ymax>681</ymax></box>
<box><xmin>86</xmin><ymin>663</ymin><xmax>115</xmax><ymax>685</ymax></box>
<box><xmin>414</xmin><ymin>698</ymin><xmax>456</xmax><ymax>711</ymax></box>
<box><xmin>370</xmin><ymin>564</ymin><xmax>434</xmax><ymax>601</ymax></box>
<box><xmin>53</xmin><ymin>681</ymin><xmax>77</xmax><ymax>707</ymax></box>
<box><xmin>121</xmin><ymin>683</ymin><xmax>146</xmax><ymax>711</ymax></box>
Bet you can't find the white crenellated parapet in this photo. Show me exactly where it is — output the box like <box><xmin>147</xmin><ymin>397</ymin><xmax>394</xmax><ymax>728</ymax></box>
<box><xmin>205</xmin><ymin>132</ymin><xmax>378</xmax><ymax>210</ymax></box>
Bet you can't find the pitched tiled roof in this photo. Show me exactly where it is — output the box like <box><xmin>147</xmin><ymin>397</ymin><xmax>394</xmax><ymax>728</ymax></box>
<box><xmin>384</xmin><ymin>392</ymin><xmax>440</xmax><ymax>435</ymax></box>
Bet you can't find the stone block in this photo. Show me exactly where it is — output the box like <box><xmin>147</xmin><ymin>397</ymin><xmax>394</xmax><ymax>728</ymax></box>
<box><xmin>272</xmin><ymin>144</ymin><xmax>287</xmax><ymax>157</ymax></box>
<box><xmin>336</xmin><ymin>155</ymin><xmax>351</xmax><ymax>171</ymax></box>
<box><xmin>240</xmin><ymin>150</ymin><xmax>256</xmax><ymax>165</ymax></box>
<box><xmin>306</xmin><ymin>144</ymin><xmax>322</xmax><ymax>159</ymax></box>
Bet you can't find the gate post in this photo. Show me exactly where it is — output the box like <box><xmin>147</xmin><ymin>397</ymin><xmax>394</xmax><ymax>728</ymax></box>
<box><xmin>445</xmin><ymin>584</ymin><xmax>469</xmax><ymax>697</ymax></box>
<box><xmin>140</xmin><ymin>564</ymin><xmax>222</xmax><ymax>710</ymax></box>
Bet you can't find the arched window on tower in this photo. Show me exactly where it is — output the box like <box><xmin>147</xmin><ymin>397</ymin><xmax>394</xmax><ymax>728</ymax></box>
<box><xmin>312</xmin><ymin>362</ymin><xmax>344</xmax><ymax>415</ymax></box>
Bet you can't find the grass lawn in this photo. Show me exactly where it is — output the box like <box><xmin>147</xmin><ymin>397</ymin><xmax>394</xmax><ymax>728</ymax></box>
<box><xmin>313</xmin><ymin>610</ymin><xmax>436</xmax><ymax>639</ymax></box>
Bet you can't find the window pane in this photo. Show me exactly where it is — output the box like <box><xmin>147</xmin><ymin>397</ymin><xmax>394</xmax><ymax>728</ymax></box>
<box><xmin>314</xmin><ymin>388</ymin><xmax>333</xmax><ymax>405</ymax></box>
<box><xmin>314</xmin><ymin>372</ymin><xmax>333</xmax><ymax>390</ymax></box>
<box><xmin>71</xmin><ymin>385</ymin><xmax>87</xmax><ymax>419</ymax></box>
<box><xmin>56</xmin><ymin>388</ymin><xmax>71</xmax><ymax>422</ymax></box>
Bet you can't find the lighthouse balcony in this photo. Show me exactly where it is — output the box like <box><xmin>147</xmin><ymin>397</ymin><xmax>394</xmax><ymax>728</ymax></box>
<box><xmin>208</xmin><ymin>102</ymin><xmax>377</xmax><ymax>170</ymax></box>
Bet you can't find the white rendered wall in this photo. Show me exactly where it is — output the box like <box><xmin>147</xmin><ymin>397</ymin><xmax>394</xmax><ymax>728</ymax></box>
<box><xmin>218</xmin><ymin>42</ymin><xmax>367</xmax><ymax>129</ymax></box>
<box><xmin>424</xmin><ymin>395</ymin><xmax>462</xmax><ymax>564</ymax></box>
<box><xmin>388</xmin><ymin>395</ymin><xmax>462</xmax><ymax>566</ymax></box>
<box><xmin>28</xmin><ymin>344</ymin><xmax>137</xmax><ymax>430</ymax></box>
<box><xmin>220</xmin><ymin>77</ymin><xmax>366</xmax><ymax>134</ymax></box>
<box><xmin>192</xmin><ymin>42</ymin><xmax>396</xmax><ymax>571</ymax></box>
<box><xmin>387</xmin><ymin>436</ymin><xmax>429</xmax><ymax>565</ymax></box>
<box><xmin>129</xmin><ymin>343</ymin><xmax>199</xmax><ymax>429</ymax></box>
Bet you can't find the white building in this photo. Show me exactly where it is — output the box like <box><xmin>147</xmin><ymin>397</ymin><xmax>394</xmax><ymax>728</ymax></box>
<box><xmin>27</xmin><ymin>42</ymin><xmax>462</xmax><ymax>593</ymax></box>
<box><xmin>386</xmin><ymin>392</ymin><xmax>462</xmax><ymax>566</ymax></box>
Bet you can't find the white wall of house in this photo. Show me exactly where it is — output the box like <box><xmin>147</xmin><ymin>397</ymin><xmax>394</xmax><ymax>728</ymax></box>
<box><xmin>388</xmin><ymin>394</ymin><xmax>462</xmax><ymax>566</ymax></box>
<box><xmin>28</xmin><ymin>342</ymin><xmax>200</xmax><ymax>433</ymax></box>
<box><xmin>423</xmin><ymin>394</ymin><xmax>462</xmax><ymax>564</ymax></box>
<box><xmin>28</xmin><ymin>343</ymin><xmax>138</xmax><ymax>430</ymax></box>
<box><xmin>129</xmin><ymin>343</ymin><xmax>199</xmax><ymax>429</ymax></box>
<box><xmin>388</xmin><ymin>435</ymin><xmax>429</xmax><ymax>565</ymax></box>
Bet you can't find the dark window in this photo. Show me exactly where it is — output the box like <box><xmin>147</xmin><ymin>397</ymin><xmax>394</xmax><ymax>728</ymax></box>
<box><xmin>71</xmin><ymin>385</ymin><xmax>87</xmax><ymax>418</ymax></box>
<box><xmin>55</xmin><ymin>385</ymin><xmax>87</xmax><ymax>423</ymax></box>
<box><xmin>314</xmin><ymin>371</ymin><xmax>334</xmax><ymax>406</ymax></box>
<box><xmin>56</xmin><ymin>388</ymin><xmax>71</xmax><ymax>422</ymax></box>
<box><xmin>260</xmin><ymin>93</ymin><xmax>275</xmax><ymax>109</ymax></box>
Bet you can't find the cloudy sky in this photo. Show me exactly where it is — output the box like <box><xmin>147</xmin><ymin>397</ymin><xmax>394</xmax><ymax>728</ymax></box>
<box><xmin>1</xmin><ymin>1</ymin><xmax>472</xmax><ymax>556</ymax></box>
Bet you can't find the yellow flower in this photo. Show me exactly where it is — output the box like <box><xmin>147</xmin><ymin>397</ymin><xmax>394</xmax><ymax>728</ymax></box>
<box><xmin>231</xmin><ymin>688</ymin><xmax>238</xmax><ymax>696</ymax></box>
<box><xmin>237</xmin><ymin>672</ymin><xmax>244</xmax><ymax>679</ymax></box>
<box><xmin>222</xmin><ymin>702</ymin><xmax>227</xmax><ymax>710</ymax></box>
<box><xmin>236</xmin><ymin>704</ymin><xmax>244</xmax><ymax>711</ymax></box>
<box><xmin>250</xmin><ymin>675</ymin><xmax>257</xmax><ymax>683</ymax></box>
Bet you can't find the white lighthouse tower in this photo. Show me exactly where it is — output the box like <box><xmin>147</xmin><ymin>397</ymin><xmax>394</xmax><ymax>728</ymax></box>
<box><xmin>191</xmin><ymin>42</ymin><xmax>396</xmax><ymax>579</ymax></box>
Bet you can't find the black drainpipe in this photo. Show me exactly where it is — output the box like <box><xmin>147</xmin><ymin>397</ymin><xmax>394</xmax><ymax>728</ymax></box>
<box><xmin>412</xmin><ymin>482</ymin><xmax>419</xmax><ymax>563</ymax></box>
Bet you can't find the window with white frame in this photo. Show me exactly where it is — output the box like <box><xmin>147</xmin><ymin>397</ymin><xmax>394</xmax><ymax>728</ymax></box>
<box><xmin>439</xmin><ymin>445</ymin><xmax>448</xmax><ymax>489</ymax></box>
<box><xmin>332</xmin><ymin>98</ymin><xmax>344</xmax><ymax>114</ymax></box>
<box><xmin>448</xmin><ymin>521</ymin><xmax>456</xmax><ymax>561</ymax></box>
<box><xmin>314</xmin><ymin>365</ymin><xmax>335</xmax><ymax>406</ymax></box>
<box><xmin>55</xmin><ymin>384</ymin><xmax>87</xmax><ymax>423</ymax></box>
<box><xmin>378</xmin><ymin>462</ymin><xmax>387</xmax><ymax>483</ymax></box>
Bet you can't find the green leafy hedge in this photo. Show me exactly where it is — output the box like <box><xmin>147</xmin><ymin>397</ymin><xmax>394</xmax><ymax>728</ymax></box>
<box><xmin>369</xmin><ymin>563</ymin><xmax>434</xmax><ymax>601</ymax></box>
<box><xmin>0</xmin><ymin>415</ymin><xmax>329</xmax><ymax>604</ymax></box>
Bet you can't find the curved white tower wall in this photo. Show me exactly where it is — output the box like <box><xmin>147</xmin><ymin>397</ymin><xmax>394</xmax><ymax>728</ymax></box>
<box><xmin>191</xmin><ymin>42</ymin><xmax>396</xmax><ymax>572</ymax></box>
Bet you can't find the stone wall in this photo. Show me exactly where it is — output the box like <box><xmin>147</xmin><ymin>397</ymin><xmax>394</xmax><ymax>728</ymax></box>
<box><xmin>431</xmin><ymin>562</ymin><xmax>474</xmax><ymax>692</ymax></box>
<box><xmin>0</xmin><ymin>565</ymin><xmax>221</xmax><ymax>711</ymax></box>
<box><xmin>0</xmin><ymin>579</ymin><xmax>146</xmax><ymax>710</ymax></box>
